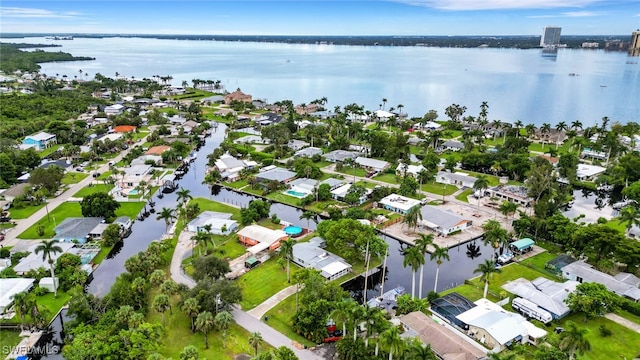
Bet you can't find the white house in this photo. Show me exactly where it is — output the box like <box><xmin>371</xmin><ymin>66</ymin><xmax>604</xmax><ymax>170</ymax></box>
<box><xmin>576</xmin><ymin>163</ymin><xmax>606</xmax><ymax>181</ymax></box>
<box><xmin>291</xmin><ymin>237</ymin><xmax>352</xmax><ymax>280</ymax></box>
<box><xmin>287</xmin><ymin>139</ymin><xmax>310</xmax><ymax>151</ymax></box>
<box><xmin>187</xmin><ymin>211</ymin><xmax>237</xmax><ymax>235</ymax></box>
<box><xmin>294</xmin><ymin>147</ymin><xmax>323</xmax><ymax>158</ymax></box>
<box><xmin>22</xmin><ymin>132</ymin><xmax>57</xmax><ymax>150</ymax></box>
<box><xmin>104</xmin><ymin>104</ymin><xmax>126</xmax><ymax>116</ymax></box>
<box><xmin>436</xmin><ymin>171</ymin><xmax>478</xmax><ymax>189</ymax></box>
<box><xmin>396</xmin><ymin>163</ymin><xmax>426</xmax><ymax>178</ymax></box>
<box><xmin>0</xmin><ymin>278</ymin><xmax>36</xmax><ymax>313</ymax></box>
<box><xmin>379</xmin><ymin>194</ymin><xmax>421</xmax><ymax>215</ymax></box>
<box><xmin>122</xmin><ymin>164</ymin><xmax>153</xmax><ymax>188</ymax></box>
<box><xmin>439</xmin><ymin>140</ymin><xmax>464</xmax><ymax>152</ymax></box>
<box><xmin>419</xmin><ymin>205</ymin><xmax>472</xmax><ymax>236</ymax></box>
<box><xmin>355</xmin><ymin>157</ymin><xmax>390</xmax><ymax>172</ymax></box>
<box><xmin>331</xmin><ymin>183</ymin><xmax>371</xmax><ymax>205</ymax></box>
<box><xmin>561</xmin><ymin>260</ymin><xmax>640</xmax><ymax>302</ymax></box>
<box><xmin>214</xmin><ymin>153</ymin><xmax>253</xmax><ymax>181</ymax></box>
<box><xmin>502</xmin><ymin>277</ymin><xmax>578</xmax><ymax>319</ymax></box>
<box><xmin>237</xmin><ymin>225</ymin><xmax>288</xmax><ymax>254</ymax></box>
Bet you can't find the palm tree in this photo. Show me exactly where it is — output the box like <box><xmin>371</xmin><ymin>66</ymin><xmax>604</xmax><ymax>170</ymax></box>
<box><xmin>379</xmin><ymin>326</ymin><xmax>404</xmax><ymax>360</ymax></box>
<box><xmin>299</xmin><ymin>211</ymin><xmax>316</xmax><ymax>230</ymax></box>
<box><xmin>498</xmin><ymin>201</ymin><xmax>518</xmax><ymax>232</ymax></box>
<box><xmin>540</xmin><ymin>122</ymin><xmax>552</xmax><ymax>149</ymax></box>
<box><xmin>402</xmin><ymin>205</ymin><xmax>422</xmax><ymax>233</ymax></box>
<box><xmin>279</xmin><ymin>238</ymin><xmax>295</xmax><ymax>283</ymax></box>
<box><xmin>153</xmin><ymin>294</ymin><xmax>171</xmax><ymax>325</ymax></box>
<box><xmin>156</xmin><ymin>207</ymin><xmax>176</xmax><ymax>234</ymax></box>
<box><xmin>414</xmin><ymin>233</ymin><xmax>434</xmax><ymax>299</ymax></box>
<box><xmin>35</xmin><ymin>240</ymin><xmax>63</xmax><ymax>297</ymax></box>
<box><xmin>473</xmin><ymin>175</ymin><xmax>490</xmax><ymax>212</ymax></box>
<box><xmin>473</xmin><ymin>259</ymin><xmax>502</xmax><ymax>298</ymax></box>
<box><xmin>195</xmin><ymin>311</ymin><xmax>215</xmax><ymax>349</ymax></box>
<box><xmin>349</xmin><ymin>304</ymin><xmax>365</xmax><ymax>341</ymax></box>
<box><xmin>402</xmin><ymin>246</ymin><xmax>424</xmax><ymax>299</ymax></box>
<box><xmin>555</xmin><ymin>121</ymin><xmax>568</xmax><ymax>149</ymax></box>
<box><xmin>181</xmin><ymin>297</ymin><xmax>200</xmax><ymax>333</ymax></box>
<box><xmin>409</xmin><ymin>343</ymin><xmax>437</xmax><ymax>360</ymax></box>
<box><xmin>193</xmin><ymin>230</ymin><xmax>213</xmax><ymax>256</ymax></box>
<box><xmin>559</xmin><ymin>321</ymin><xmax>591</xmax><ymax>360</ymax></box>
<box><xmin>362</xmin><ymin>305</ymin><xmax>386</xmax><ymax>348</ymax></box>
<box><xmin>618</xmin><ymin>206</ymin><xmax>640</xmax><ymax>235</ymax></box>
<box><xmin>330</xmin><ymin>300</ymin><xmax>355</xmax><ymax>336</ymax></box>
<box><xmin>430</xmin><ymin>244</ymin><xmax>450</xmax><ymax>292</ymax></box>
<box><xmin>176</xmin><ymin>187</ymin><xmax>192</xmax><ymax>208</ymax></box>
<box><xmin>571</xmin><ymin>120</ymin><xmax>583</xmax><ymax>131</ymax></box>
<box><xmin>514</xmin><ymin>120</ymin><xmax>523</xmax><ymax>137</ymax></box>
<box><xmin>482</xmin><ymin>219</ymin><xmax>508</xmax><ymax>258</ymax></box>
<box><xmin>213</xmin><ymin>311</ymin><xmax>233</xmax><ymax>349</ymax></box>
<box><xmin>12</xmin><ymin>292</ymin><xmax>32</xmax><ymax>331</ymax></box>
<box><xmin>248</xmin><ymin>331</ymin><xmax>263</xmax><ymax>356</ymax></box>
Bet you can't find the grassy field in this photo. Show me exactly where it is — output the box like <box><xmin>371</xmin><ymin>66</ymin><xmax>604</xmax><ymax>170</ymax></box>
<box><xmin>265</xmin><ymin>192</ymin><xmax>303</xmax><ymax>208</ymax></box>
<box><xmin>421</xmin><ymin>181</ymin><xmax>458</xmax><ymax>196</ymax></box>
<box><xmin>18</xmin><ymin>202</ymin><xmax>145</xmax><ymax>239</ymax></box>
<box><xmin>374</xmin><ymin>173</ymin><xmax>399</xmax><ymax>185</ymax></box>
<box><xmin>72</xmin><ymin>184</ymin><xmax>115</xmax><ymax>198</ymax></box>
<box><xmin>222</xmin><ymin>179</ymin><xmax>249</xmax><ymax>189</ymax></box>
<box><xmin>455</xmin><ymin>188</ymin><xmax>473</xmax><ymax>202</ymax></box>
<box><xmin>61</xmin><ymin>172</ymin><xmax>89</xmax><ymax>185</ymax></box>
<box><xmin>189</xmin><ymin>197</ymin><xmax>241</xmax><ymax>219</ymax></box>
<box><xmin>263</xmin><ymin>294</ymin><xmax>316</xmax><ymax>348</ymax></box>
<box><xmin>38</xmin><ymin>145</ymin><xmax>62</xmax><ymax>158</ymax></box>
<box><xmin>238</xmin><ymin>256</ymin><xmax>301</xmax><ymax>310</ymax></box>
<box><xmin>337</xmin><ymin>166</ymin><xmax>368</xmax><ymax>178</ymax></box>
<box><xmin>8</xmin><ymin>203</ymin><xmax>45</xmax><ymax>219</ymax></box>
<box><xmin>0</xmin><ymin>330</ymin><xmax>22</xmax><ymax>352</ymax></box>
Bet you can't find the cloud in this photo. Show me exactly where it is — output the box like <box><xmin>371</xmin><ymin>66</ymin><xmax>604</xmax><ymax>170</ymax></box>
<box><xmin>527</xmin><ymin>10</ymin><xmax>605</xmax><ymax>18</ymax></box>
<box><xmin>0</xmin><ymin>7</ymin><xmax>82</xmax><ymax>19</ymax></box>
<box><xmin>394</xmin><ymin>0</ymin><xmax>601</xmax><ymax>10</ymax></box>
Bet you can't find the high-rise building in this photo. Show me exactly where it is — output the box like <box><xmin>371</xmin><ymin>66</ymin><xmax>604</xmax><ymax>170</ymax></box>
<box><xmin>630</xmin><ymin>30</ymin><xmax>640</xmax><ymax>56</ymax></box>
<box><xmin>540</xmin><ymin>26</ymin><xmax>562</xmax><ymax>47</ymax></box>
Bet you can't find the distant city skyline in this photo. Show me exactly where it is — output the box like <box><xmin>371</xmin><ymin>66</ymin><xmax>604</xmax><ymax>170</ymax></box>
<box><xmin>1</xmin><ymin>1</ymin><xmax>639</xmax><ymax>36</ymax></box>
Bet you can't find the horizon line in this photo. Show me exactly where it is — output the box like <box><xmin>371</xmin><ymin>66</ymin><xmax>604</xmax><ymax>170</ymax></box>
<box><xmin>0</xmin><ymin>32</ymin><xmax>634</xmax><ymax>37</ymax></box>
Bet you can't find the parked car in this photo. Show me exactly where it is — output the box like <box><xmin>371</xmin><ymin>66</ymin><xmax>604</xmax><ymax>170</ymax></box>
<box><xmin>92</xmin><ymin>172</ymin><xmax>101</xmax><ymax>178</ymax></box>
<box><xmin>76</xmin><ymin>167</ymin><xmax>84</xmax><ymax>172</ymax></box>
<box><xmin>323</xmin><ymin>330</ymin><xmax>343</xmax><ymax>343</ymax></box>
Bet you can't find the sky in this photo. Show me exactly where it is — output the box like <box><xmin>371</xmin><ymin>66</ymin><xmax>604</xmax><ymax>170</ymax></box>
<box><xmin>0</xmin><ymin>1</ymin><xmax>639</xmax><ymax>36</ymax></box>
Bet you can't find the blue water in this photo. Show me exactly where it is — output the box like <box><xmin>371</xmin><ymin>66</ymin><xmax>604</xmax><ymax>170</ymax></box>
<box><xmin>7</xmin><ymin>36</ymin><xmax>637</xmax><ymax>126</ymax></box>
<box><xmin>286</xmin><ymin>190</ymin><xmax>307</xmax><ymax>197</ymax></box>
<box><xmin>284</xmin><ymin>225</ymin><xmax>303</xmax><ymax>235</ymax></box>
<box><xmin>129</xmin><ymin>189</ymin><xmax>139</xmax><ymax>195</ymax></box>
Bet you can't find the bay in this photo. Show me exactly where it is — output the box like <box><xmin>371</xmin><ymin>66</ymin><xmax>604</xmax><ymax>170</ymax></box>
<box><xmin>7</xmin><ymin>36</ymin><xmax>640</xmax><ymax>126</ymax></box>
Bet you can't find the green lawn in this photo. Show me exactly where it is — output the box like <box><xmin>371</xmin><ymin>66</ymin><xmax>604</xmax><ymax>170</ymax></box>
<box><xmin>354</xmin><ymin>180</ymin><xmax>377</xmax><ymax>189</ymax></box>
<box><xmin>97</xmin><ymin>171</ymin><xmax>112</xmax><ymax>180</ymax></box>
<box><xmin>528</xmin><ymin>141</ymin><xmax>571</xmax><ymax>154</ymax></box>
<box><xmin>73</xmin><ymin>184</ymin><xmax>115</xmax><ymax>198</ymax></box>
<box><xmin>38</xmin><ymin>144</ymin><xmax>62</xmax><ymax>158</ymax></box>
<box><xmin>91</xmin><ymin>244</ymin><xmax>115</xmax><ymax>265</ymax></box>
<box><xmin>18</xmin><ymin>201</ymin><xmax>144</xmax><ymax>239</ymax></box>
<box><xmin>263</xmin><ymin>294</ymin><xmax>316</xmax><ymax>348</ymax></box>
<box><xmin>61</xmin><ymin>172</ymin><xmax>89</xmax><ymax>185</ymax></box>
<box><xmin>36</xmin><ymin>291</ymin><xmax>72</xmax><ymax>319</ymax></box>
<box><xmin>455</xmin><ymin>188</ymin><xmax>473</xmax><ymax>202</ymax></box>
<box><xmin>421</xmin><ymin>181</ymin><xmax>458</xmax><ymax>196</ymax></box>
<box><xmin>337</xmin><ymin>166</ymin><xmax>368</xmax><ymax>178</ymax></box>
<box><xmin>374</xmin><ymin>173</ymin><xmax>399</xmax><ymax>185</ymax></box>
<box><xmin>616</xmin><ymin>309</ymin><xmax>640</xmax><ymax>326</ymax></box>
<box><xmin>189</xmin><ymin>197</ymin><xmax>241</xmax><ymax>219</ymax></box>
<box><xmin>518</xmin><ymin>251</ymin><xmax>559</xmax><ymax>277</ymax></box>
<box><xmin>265</xmin><ymin>192</ymin><xmax>302</xmax><ymax>208</ymax></box>
<box><xmin>0</xmin><ymin>330</ymin><xmax>22</xmax><ymax>352</ymax></box>
<box><xmin>8</xmin><ymin>203</ymin><xmax>45</xmax><ymax>219</ymax></box>
<box><xmin>238</xmin><ymin>257</ymin><xmax>301</xmax><ymax>310</ymax></box>
<box><xmin>222</xmin><ymin>179</ymin><xmax>249</xmax><ymax>189</ymax></box>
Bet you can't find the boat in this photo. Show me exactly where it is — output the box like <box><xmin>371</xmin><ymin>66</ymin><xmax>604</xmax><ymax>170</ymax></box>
<box><xmin>613</xmin><ymin>199</ymin><xmax>637</xmax><ymax>210</ymax></box>
<box><xmin>597</xmin><ymin>184</ymin><xmax>614</xmax><ymax>192</ymax></box>
<box><xmin>367</xmin><ymin>286</ymin><xmax>405</xmax><ymax>311</ymax></box>
<box><xmin>496</xmin><ymin>252</ymin><xmax>514</xmax><ymax>264</ymax></box>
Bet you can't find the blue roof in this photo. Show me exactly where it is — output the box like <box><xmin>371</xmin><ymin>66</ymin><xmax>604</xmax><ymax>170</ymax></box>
<box><xmin>511</xmin><ymin>238</ymin><xmax>535</xmax><ymax>250</ymax></box>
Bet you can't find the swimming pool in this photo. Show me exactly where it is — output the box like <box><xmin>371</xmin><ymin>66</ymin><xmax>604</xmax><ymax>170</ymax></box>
<box><xmin>285</xmin><ymin>190</ymin><xmax>308</xmax><ymax>198</ymax></box>
<box><xmin>284</xmin><ymin>225</ymin><xmax>303</xmax><ymax>236</ymax></box>
<box><xmin>129</xmin><ymin>189</ymin><xmax>139</xmax><ymax>195</ymax></box>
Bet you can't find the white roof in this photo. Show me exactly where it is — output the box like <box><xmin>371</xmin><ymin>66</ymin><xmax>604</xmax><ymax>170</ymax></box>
<box><xmin>322</xmin><ymin>261</ymin><xmax>350</xmax><ymax>276</ymax></box>
<box><xmin>26</xmin><ymin>132</ymin><xmax>56</xmax><ymax>141</ymax></box>
<box><xmin>576</xmin><ymin>163</ymin><xmax>606</xmax><ymax>178</ymax></box>
<box><xmin>424</xmin><ymin>121</ymin><xmax>442</xmax><ymax>129</ymax></box>
<box><xmin>99</xmin><ymin>133</ymin><xmax>124</xmax><ymax>142</ymax></box>
<box><xmin>237</xmin><ymin>225</ymin><xmax>286</xmax><ymax>245</ymax></box>
<box><xmin>379</xmin><ymin>194</ymin><xmax>421</xmax><ymax>212</ymax></box>
<box><xmin>375</xmin><ymin>109</ymin><xmax>395</xmax><ymax>118</ymax></box>
<box><xmin>331</xmin><ymin>183</ymin><xmax>353</xmax><ymax>197</ymax></box>
<box><xmin>14</xmin><ymin>242</ymin><xmax>75</xmax><ymax>274</ymax></box>
<box><xmin>355</xmin><ymin>157</ymin><xmax>389</xmax><ymax>171</ymax></box>
<box><xmin>456</xmin><ymin>298</ymin><xmax>529</xmax><ymax>345</ymax></box>
<box><xmin>0</xmin><ymin>278</ymin><xmax>35</xmax><ymax>312</ymax></box>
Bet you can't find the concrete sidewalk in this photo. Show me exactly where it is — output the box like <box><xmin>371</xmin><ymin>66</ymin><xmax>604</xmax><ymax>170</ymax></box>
<box><xmin>605</xmin><ymin>313</ymin><xmax>640</xmax><ymax>333</ymax></box>
<box><xmin>247</xmin><ymin>285</ymin><xmax>298</xmax><ymax>319</ymax></box>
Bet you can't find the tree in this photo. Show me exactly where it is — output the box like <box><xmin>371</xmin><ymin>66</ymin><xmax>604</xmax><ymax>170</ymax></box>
<box><xmin>176</xmin><ymin>187</ymin><xmax>192</xmax><ymax>208</ymax></box>
<box><xmin>474</xmin><ymin>259</ymin><xmax>502</xmax><ymax>298</ymax></box>
<box><xmin>402</xmin><ymin>246</ymin><xmax>424</xmax><ymax>299</ymax></box>
<box><xmin>192</xmin><ymin>254</ymin><xmax>231</xmax><ymax>281</ymax></box>
<box><xmin>299</xmin><ymin>211</ymin><xmax>316</xmax><ymax>230</ymax></box>
<box><xmin>414</xmin><ymin>233</ymin><xmax>434</xmax><ymax>299</ymax></box>
<box><xmin>379</xmin><ymin>326</ymin><xmax>404</xmax><ymax>360</ymax></box>
<box><xmin>102</xmin><ymin>223</ymin><xmax>122</xmax><ymax>247</ymax></box>
<box><xmin>153</xmin><ymin>294</ymin><xmax>171</xmax><ymax>325</ymax></box>
<box><xmin>473</xmin><ymin>175</ymin><xmax>490</xmax><ymax>212</ymax></box>
<box><xmin>192</xmin><ymin>231</ymin><xmax>213</xmax><ymax>256</ymax></box>
<box><xmin>564</xmin><ymin>282</ymin><xmax>620</xmax><ymax>320</ymax></box>
<box><xmin>559</xmin><ymin>321</ymin><xmax>591</xmax><ymax>360</ymax></box>
<box><xmin>195</xmin><ymin>311</ymin><xmax>215</xmax><ymax>349</ymax></box>
<box><xmin>35</xmin><ymin>240</ymin><xmax>63</xmax><ymax>297</ymax></box>
<box><xmin>80</xmin><ymin>192</ymin><xmax>121</xmax><ymax>220</ymax></box>
<box><xmin>12</xmin><ymin>292</ymin><xmax>32</xmax><ymax>331</ymax></box>
<box><xmin>156</xmin><ymin>207</ymin><xmax>176</xmax><ymax>234</ymax></box>
<box><xmin>29</xmin><ymin>166</ymin><xmax>65</xmax><ymax>194</ymax></box>
<box><xmin>214</xmin><ymin>310</ymin><xmax>234</xmax><ymax>349</ymax></box>
<box><xmin>330</xmin><ymin>299</ymin><xmax>355</xmax><ymax>336</ymax></box>
<box><xmin>279</xmin><ymin>238</ymin><xmax>295</xmax><ymax>283</ymax></box>
<box><xmin>149</xmin><ymin>269</ymin><xmax>166</xmax><ymax>287</ymax></box>
<box><xmin>482</xmin><ymin>220</ymin><xmax>508</xmax><ymax>258</ymax></box>
<box><xmin>249</xmin><ymin>331</ymin><xmax>264</xmax><ymax>356</ymax></box>
<box><xmin>618</xmin><ymin>206</ymin><xmax>640</xmax><ymax>234</ymax></box>
<box><xmin>498</xmin><ymin>201</ymin><xmax>518</xmax><ymax>232</ymax></box>
<box><xmin>430</xmin><ymin>244</ymin><xmax>450</xmax><ymax>292</ymax></box>
<box><xmin>181</xmin><ymin>297</ymin><xmax>200</xmax><ymax>333</ymax></box>
<box><xmin>534</xmin><ymin>346</ymin><xmax>570</xmax><ymax>360</ymax></box>
<box><xmin>402</xmin><ymin>205</ymin><xmax>422</xmax><ymax>233</ymax></box>
<box><xmin>179</xmin><ymin>345</ymin><xmax>200</xmax><ymax>360</ymax></box>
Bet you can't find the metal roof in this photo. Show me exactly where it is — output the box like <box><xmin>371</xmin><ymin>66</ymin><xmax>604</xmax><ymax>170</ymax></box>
<box><xmin>510</xmin><ymin>238</ymin><xmax>535</xmax><ymax>250</ymax></box>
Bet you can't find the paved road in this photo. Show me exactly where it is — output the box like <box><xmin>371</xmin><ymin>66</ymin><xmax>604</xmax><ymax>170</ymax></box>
<box><xmin>170</xmin><ymin>229</ymin><xmax>197</xmax><ymax>288</ymax></box>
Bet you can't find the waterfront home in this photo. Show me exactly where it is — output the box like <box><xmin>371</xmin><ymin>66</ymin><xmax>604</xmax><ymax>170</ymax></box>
<box><xmin>145</xmin><ymin>145</ymin><xmax>171</xmax><ymax>156</ymax></box>
<box><xmin>581</xmin><ymin>148</ymin><xmax>608</xmax><ymax>161</ymax></box>
<box><xmin>435</xmin><ymin>170</ymin><xmax>478</xmax><ymax>189</ymax></box>
<box><xmin>486</xmin><ymin>185</ymin><xmax>532</xmax><ymax>207</ymax></box>
<box><xmin>122</xmin><ymin>164</ymin><xmax>153</xmax><ymax>188</ymax></box>
<box><xmin>396</xmin><ymin>163</ymin><xmax>426</xmax><ymax>178</ymax></box>
<box><xmin>104</xmin><ymin>104</ymin><xmax>126</xmax><ymax>116</ymax></box>
<box><xmin>287</xmin><ymin>178</ymin><xmax>318</xmax><ymax>197</ymax></box>
<box><xmin>54</xmin><ymin>217</ymin><xmax>105</xmax><ymax>243</ymax></box>
<box><xmin>234</xmin><ymin>135</ymin><xmax>270</xmax><ymax>145</ymax></box>
<box><xmin>419</xmin><ymin>205</ymin><xmax>472</xmax><ymax>236</ymax></box>
<box><xmin>379</xmin><ymin>194</ymin><xmax>421</xmax><ymax>215</ymax></box>
<box><xmin>331</xmin><ymin>183</ymin><xmax>371</xmax><ymax>205</ymax></box>
<box><xmin>0</xmin><ymin>278</ymin><xmax>36</xmax><ymax>314</ymax></box>
<box><xmin>237</xmin><ymin>225</ymin><xmax>288</xmax><ymax>254</ymax></box>
<box><xmin>131</xmin><ymin>154</ymin><xmax>163</xmax><ymax>166</ymax></box>
<box><xmin>576</xmin><ymin>163</ymin><xmax>606</xmax><ymax>181</ymax></box>
<box><xmin>187</xmin><ymin>211</ymin><xmax>237</xmax><ymax>235</ymax></box>
<box><xmin>561</xmin><ymin>260</ymin><xmax>640</xmax><ymax>302</ymax></box>
<box><xmin>287</xmin><ymin>139</ymin><xmax>310</xmax><ymax>151</ymax></box>
<box><xmin>324</xmin><ymin>149</ymin><xmax>359</xmax><ymax>163</ymax></box>
<box><xmin>214</xmin><ymin>153</ymin><xmax>252</xmax><ymax>181</ymax></box>
<box><xmin>455</xmin><ymin>298</ymin><xmax>547</xmax><ymax>351</ymax></box>
<box><xmin>321</xmin><ymin>178</ymin><xmax>345</xmax><ymax>191</ymax></box>
<box><xmin>256</xmin><ymin>167</ymin><xmax>297</xmax><ymax>184</ymax></box>
<box><xmin>294</xmin><ymin>146</ymin><xmax>323</xmax><ymax>158</ymax></box>
<box><xmin>355</xmin><ymin>156</ymin><xmax>390</xmax><ymax>173</ymax></box>
<box><xmin>168</xmin><ymin>115</ymin><xmax>187</xmax><ymax>126</ymax></box>
<box><xmin>13</xmin><ymin>242</ymin><xmax>75</xmax><ymax>275</ymax></box>
<box><xmin>439</xmin><ymin>140</ymin><xmax>464</xmax><ymax>152</ymax></box>
<box><xmin>38</xmin><ymin>159</ymin><xmax>72</xmax><ymax>172</ymax></box>
<box><xmin>182</xmin><ymin>120</ymin><xmax>200</xmax><ymax>134</ymax></box>
<box><xmin>291</xmin><ymin>237</ymin><xmax>352</xmax><ymax>280</ymax></box>
<box><xmin>502</xmin><ymin>277</ymin><xmax>578</xmax><ymax>319</ymax></box>
<box><xmin>400</xmin><ymin>311</ymin><xmax>486</xmax><ymax>360</ymax></box>
<box><xmin>224</xmin><ymin>90</ymin><xmax>252</xmax><ymax>105</ymax></box>
<box><xmin>254</xmin><ymin>112</ymin><xmax>284</xmax><ymax>126</ymax></box>
<box><xmin>22</xmin><ymin>131</ymin><xmax>57</xmax><ymax>150</ymax></box>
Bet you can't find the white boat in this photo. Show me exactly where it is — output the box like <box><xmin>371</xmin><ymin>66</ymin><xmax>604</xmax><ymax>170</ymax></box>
<box><xmin>497</xmin><ymin>252</ymin><xmax>514</xmax><ymax>264</ymax></box>
<box><xmin>367</xmin><ymin>286</ymin><xmax>405</xmax><ymax>311</ymax></box>
<box><xmin>597</xmin><ymin>184</ymin><xmax>614</xmax><ymax>192</ymax></box>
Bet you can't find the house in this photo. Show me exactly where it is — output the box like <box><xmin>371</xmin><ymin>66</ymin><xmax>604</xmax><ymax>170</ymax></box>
<box><xmin>436</xmin><ymin>171</ymin><xmax>478</xmax><ymax>189</ymax></box>
<box><xmin>168</xmin><ymin>115</ymin><xmax>187</xmax><ymax>126</ymax></box>
<box><xmin>291</xmin><ymin>237</ymin><xmax>352</xmax><ymax>280</ymax></box>
<box><xmin>224</xmin><ymin>90</ymin><xmax>252</xmax><ymax>105</ymax></box>
<box><xmin>295</xmin><ymin>103</ymin><xmax>321</xmax><ymax>115</ymax></box>
<box><xmin>287</xmin><ymin>139</ymin><xmax>310</xmax><ymax>151</ymax></box>
<box><xmin>104</xmin><ymin>104</ymin><xmax>126</xmax><ymax>116</ymax></box>
<box><xmin>502</xmin><ymin>277</ymin><xmax>578</xmax><ymax>319</ymax></box>
<box><xmin>122</xmin><ymin>164</ymin><xmax>153</xmax><ymax>188</ymax></box>
<box><xmin>254</xmin><ymin>112</ymin><xmax>284</xmax><ymax>126</ymax></box>
<box><xmin>331</xmin><ymin>183</ymin><xmax>371</xmax><ymax>205</ymax></box>
<box><xmin>324</xmin><ymin>150</ymin><xmax>359</xmax><ymax>163</ymax></box>
<box><xmin>287</xmin><ymin>178</ymin><xmax>318</xmax><ymax>197</ymax></box>
<box><xmin>430</xmin><ymin>292</ymin><xmax>478</xmax><ymax>329</ymax></box>
<box><xmin>355</xmin><ymin>157</ymin><xmax>390</xmax><ymax>173</ymax></box>
<box><xmin>379</xmin><ymin>194</ymin><xmax>421</xmax><ymax>215</ymax></box>
<box><xmin>13</xmin><ymin>242</ymin><xmax>75</xmax><ymax>275</ymax></box>
<box><xmin>374</xmin><ymin>109</ymin><xmax>395</xmax><ymax>120</ymax></box>
<box><xmin>237</xmin><ymin>225</ymin><xmax>288</xmax><ymax>254</ymax></box>
<box><xmin>22</xmin><ymin>132</ymin><xmax>57</xmax><ymax>150</ymax></box>
<box><xmin>561</xmin><ymin>260</ymin><xmax>640</xmax><ymax>302</ymax></box>
<box><xmin>200</xmin><ymin>95</ymin><xmax>225</xmax><ymax>104</ymax></box>
<box><xmin>581</xmin><ymin>148</ymin><xmax>608</xmax><ymax>161</ymax></box>
<box><xmin>419</xmin><ymin>205</ymin><xmax>473</xmax><ymax>236</ymax></box>
<box><xmin>416</xmin><ymin>121</ymin><xmax>442</xmax><ymax>130</ymax></box>
<box><xmin>145</xmin><ymin>145</ymin><xmax>171</xmax><ymax>156</ymax></box>
<box><xmin>545</xmin><ymin>255</ymin><xmax>577</xmax><ymax>275</ymax></box>
<box><xmin>576</xmin><ymin>164</ymin><xmax>606</xmax><ymax>181</ymax></box>
<box><xmin>455</xmin><ymin>298</ymin><xmax>547</xmax><ymax>351</ymax></box>
<box><xmin>131</xmin><ymin>155</ymin><xmax>163</xmax><ymax>166</ymax></box>
<box><xmin>396</xmin><ymin>163</ymin><xmax>426</xmax><ymax>178</ymax></box>
<box><xmin>294</xmin><ymin>147</ymin><xmax>323</xmax><ymax>158</ymax></box>
<box><xmin>183</xmin><ymin>120</ymin><xmax>200</xmax><ymax>134</ymax></box>
<box><xmin>321</xmin><ymin>178</ymin><xmax>345</xmax><ymax>191</ymax></box>
<box><xmin>54</xmin><ymin>217</ymin><xmax>105</xmax><ymax>243</ymax></box>
<box><xmin>256</xmin><ymin>167</ymin><xmax>297</xmax><ymax>184</ymax></box>
<box><xmin>234</xmin><ymin>135</ymin><xmax>270</xmax><ymax>145</ymax></box>
<box><xmin>400</xmin><ymin>311</ymin><xmax>486</xmax><ymax>360</ymax></box>
<box><xmin>38</xmin><ymin>159</ymin><xmax>72</xmax><ymax>172</ymax></box>
<box><xmin>112</xmin><ymin>125</ymin><xmax>137</xmax><ymax>133</ymax></box>
<box><xmin>187</xmin><ymin>211</ymin><xmax>237</xmax><ymax>235</ymax></box>
<box><xmin>0</xmin><ymin>278</ymin><xmax>36</xmax><ymax>314</ymax></box>
<box><xmin>97</xmin><ymin>133</ymin><xmax>124</xmax><ymax>143</ymax></box>
<box><xmin>440</xmin><ymin>140</ymin><xmax>464</xmax><ymax>152</ymax></box>
<box><xmin>486</xmin><ymin>185</ymin><xmax>532</xmax><ymax>207</ymax></box>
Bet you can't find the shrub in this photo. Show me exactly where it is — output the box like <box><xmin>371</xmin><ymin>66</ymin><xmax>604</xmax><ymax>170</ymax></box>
<box><xmin>34</xmin><ymin>286</ymin><xmax>48</xmax><ymax>296</ymax></box>
<box><xmin>599</xmin><ymin>324</ymin><xmax>612</xmax><ymax>337</ymax></box>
